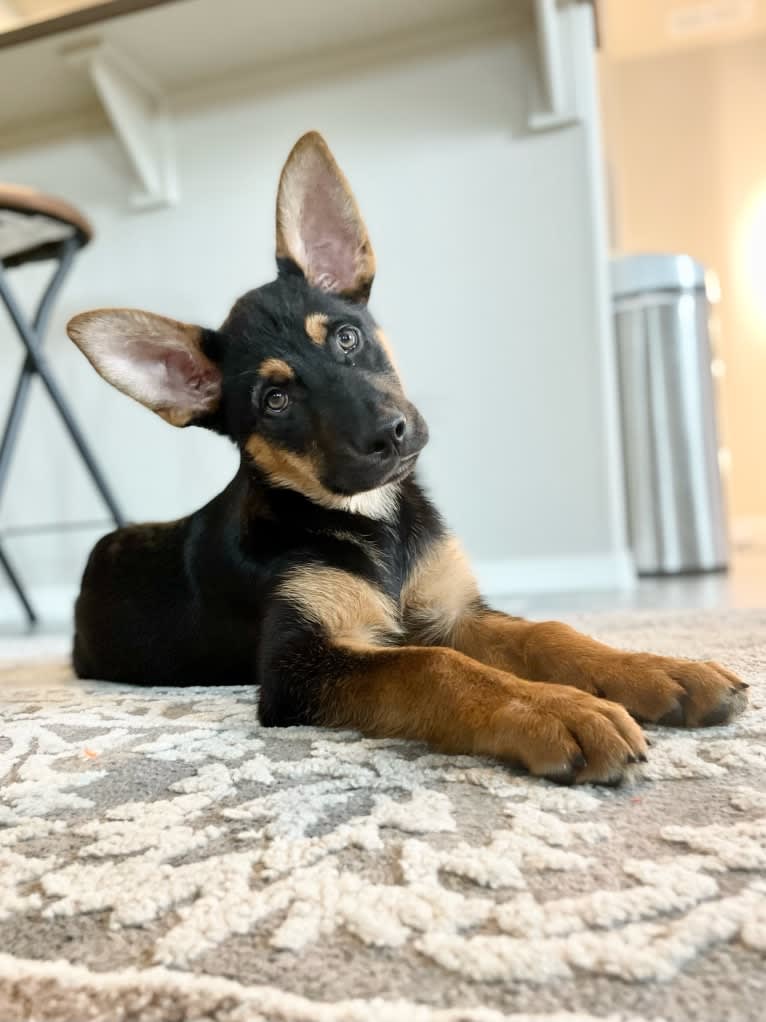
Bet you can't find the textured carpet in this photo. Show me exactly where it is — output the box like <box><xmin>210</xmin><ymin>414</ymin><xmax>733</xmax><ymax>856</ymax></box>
<box><xmin>1</xmin><ymin>610</ymin><xmax>765</xmax><ymax>1022</ymax></box>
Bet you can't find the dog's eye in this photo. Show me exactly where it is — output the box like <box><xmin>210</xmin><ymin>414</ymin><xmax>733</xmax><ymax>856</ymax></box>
<box><xmin>264</xmin><ymin>388</ymin><xmax>289</xmax><ymax>413</ymax></box>
<box><xmin>336</xmin><ymin>325</ymin><xmax>361</xmax><ymax>353</ymax></box>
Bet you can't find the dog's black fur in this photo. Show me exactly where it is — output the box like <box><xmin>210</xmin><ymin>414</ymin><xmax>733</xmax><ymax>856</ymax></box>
<box><xmin>68</xmin><ymin>132</ymin><xmax>747</xmax><ymax>785</ymax></box>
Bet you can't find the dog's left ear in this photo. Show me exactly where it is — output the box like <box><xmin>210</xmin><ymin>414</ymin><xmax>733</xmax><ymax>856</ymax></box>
<box><xmin>275</xmin><ymin>131</ymin><xmax>376</xmax><ymax>304</ymax></box>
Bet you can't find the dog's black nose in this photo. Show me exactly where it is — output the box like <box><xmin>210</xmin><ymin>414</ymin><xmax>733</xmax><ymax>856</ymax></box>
<box><xmin>368</xmin><ymin>415</ymin><xmax>407</xmax><ymax>458</ymax></box>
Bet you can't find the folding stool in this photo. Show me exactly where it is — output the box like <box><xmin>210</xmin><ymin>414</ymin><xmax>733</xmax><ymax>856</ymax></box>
<box><xmin>0</xmin><ymin>185</ymin><xmax>124</xmax><ymax>623</ymax></box>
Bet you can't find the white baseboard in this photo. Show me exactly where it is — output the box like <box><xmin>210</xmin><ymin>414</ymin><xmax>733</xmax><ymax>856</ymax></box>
<box><xmin>0</xmin><ymin>551</ymin><xmax>637</xmax><ymax>627</ymax></box>
<box><xmin>475</xmin><ymin>550</ymin><xmax>637</xmax><ymax>599</ymax></box>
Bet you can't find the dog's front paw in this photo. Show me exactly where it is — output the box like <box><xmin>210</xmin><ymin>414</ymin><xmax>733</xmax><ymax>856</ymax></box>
<box><xmin>480</xmin><ymin>684</ymin><xmax>648</xmax><ymax>786</ymax></box>
<box><xmin>594</xmin><ymin>653</ymin><xmax>748</xmax><ymax>728</ymax></box>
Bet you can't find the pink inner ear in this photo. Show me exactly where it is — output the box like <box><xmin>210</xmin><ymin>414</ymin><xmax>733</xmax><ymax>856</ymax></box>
<box><xmin>300</xmin><ymin>184</ymin><xmax>361</xmax><ymax>294</ymax></box>
<box><xmin>159</xmin><ymin>347</ymin><xmax>221</xmax><ymax>415</ymax></box>
<box><xmin>122</xmin><ymin>338</ymin><xmax>221</xmax><ymax>418</ymax></box>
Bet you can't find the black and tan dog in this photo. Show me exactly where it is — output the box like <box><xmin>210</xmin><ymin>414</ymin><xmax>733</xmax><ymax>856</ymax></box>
<box><xmin>67</xmin><ymin>132</ymin><xmax>747</xmax><ymax>785</ymax></box>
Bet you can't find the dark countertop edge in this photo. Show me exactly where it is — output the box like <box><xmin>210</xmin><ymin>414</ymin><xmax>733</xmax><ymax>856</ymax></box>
<box><xmin>0</xmin><ymin>0</ymin><xmax>187</xmax><ymax>51</ymax></box>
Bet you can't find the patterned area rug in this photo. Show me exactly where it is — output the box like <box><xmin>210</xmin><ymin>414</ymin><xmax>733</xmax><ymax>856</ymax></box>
<box><xmin>1</xmin><ymin>610</ymin><xmax>765</xmax><ymax>1022</ymax></box>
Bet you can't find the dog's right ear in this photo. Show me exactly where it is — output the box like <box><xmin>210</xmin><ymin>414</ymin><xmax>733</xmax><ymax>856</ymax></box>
<box><xmin>67</xmin><ymin>308</ymin><xmax>223</xmax><ymax>427</ymax></box>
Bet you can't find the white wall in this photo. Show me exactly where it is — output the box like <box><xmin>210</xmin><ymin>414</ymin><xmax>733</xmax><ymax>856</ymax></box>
<box><xmin>0</xmin><ymin>28</ymin><xmax>629</xmax><ymax>621</ymax></box>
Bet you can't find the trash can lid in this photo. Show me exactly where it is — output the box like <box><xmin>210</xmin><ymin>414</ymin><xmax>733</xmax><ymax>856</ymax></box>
<box><xmin>610</xmin><ymin>253</ymin><xmax>706</xmax><ymax>297</ymax></box>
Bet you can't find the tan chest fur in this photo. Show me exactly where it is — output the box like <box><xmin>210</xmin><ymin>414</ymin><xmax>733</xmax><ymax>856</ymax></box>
<box><xmin>279</xmin><ymin>535</ymin><xmax>480</xmax><ymax>651</ymax></box>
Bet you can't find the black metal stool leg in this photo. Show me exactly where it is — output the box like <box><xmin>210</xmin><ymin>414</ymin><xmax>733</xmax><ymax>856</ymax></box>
<box><xmin>24</xmin><ymin>356</ymin><xmax>125</xmax><ymax>526</ymax></box>
<box><xmin>0</xmin><ymin>251</ymin><xmax>125</xmax><ymax>529</ymax></box>
<box><xmin>0</xmin><ymin>243</ymin><xmax>84</xmax><ymax>621</ymax></box>
<box><xmin>0</xmin><ymin>240</ymin><xmax>78</xmax><ymax>490</ymax></box>
<box><xmin>0</xmin><ymin>542</ymin><xmax>37</xmax><ymax>625</ymax></box>
<box><xmin>32</xmin><ymin>237</ymin><xmax>79</xmax><ymax>337</ymax></box>
<box><xmin>0</xmin><ymin>237</ymin><xmax>126</xmax><ymax>622</ymax></box>
<box><xmin>0</xmin><ymin>358</ymin><xmax>35</xmax><ymax>486</ymax></box>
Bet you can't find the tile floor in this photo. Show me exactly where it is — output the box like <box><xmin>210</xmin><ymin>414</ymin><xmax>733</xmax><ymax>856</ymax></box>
<box><xmin>498</xmin><ymin>547</ymin><xmax>766</xmax><ymax>618</ymax></box>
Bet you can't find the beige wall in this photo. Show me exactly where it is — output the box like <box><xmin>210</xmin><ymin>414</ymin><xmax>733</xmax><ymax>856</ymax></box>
<box><xmin>716</xmin><ymin>38</ymin><xmax>766</xmax><ymax>518</ymax></box>
<box><xmin>601</xmin><ymin>35</ymin><xmax>766</xmax><ymax>520</ymax></box>
<box><xmin>600</xmin><ymin>0</ymin><xmax>766</xmax><ymax>60</ymax></box>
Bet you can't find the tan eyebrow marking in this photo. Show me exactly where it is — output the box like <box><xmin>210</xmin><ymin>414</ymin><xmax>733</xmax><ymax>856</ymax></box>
<box><xmin>305</xmin><ymin>313</ymin><xmax>329</xmax><ymax>346</ymax></box>
<box><xmin>258</xmin><ymin>358</ymin><xmax>294</xmax><ymax>382</ymax></box>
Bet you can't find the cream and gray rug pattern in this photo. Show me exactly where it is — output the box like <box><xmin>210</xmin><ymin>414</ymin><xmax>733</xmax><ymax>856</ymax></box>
<box><xmin>1</xmin><ymin>611</ymin><xmax>765</xmax><ymax>1022</ymax></box>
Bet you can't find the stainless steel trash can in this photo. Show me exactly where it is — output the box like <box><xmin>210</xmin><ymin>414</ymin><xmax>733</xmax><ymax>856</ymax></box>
<box><xmin>611</xmin><ymin>253</ymin><xmax>728</xmax><ymax>575</ymax></box>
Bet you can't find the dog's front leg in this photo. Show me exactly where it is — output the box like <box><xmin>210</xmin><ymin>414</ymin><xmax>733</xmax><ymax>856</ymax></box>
<box><xmin>403</xmin><ymin>535</ymin><xmax>748</xmax><ymax>729</ymax></box>
<box><xmin>451</xmin><ymin>610</ymin><xmax>749</xmax><ymax>729</ymax></box>
<box><xmin>256</xmin><ymin>567</ymin><xmax>646</xmax><ymax>785</ymax></box>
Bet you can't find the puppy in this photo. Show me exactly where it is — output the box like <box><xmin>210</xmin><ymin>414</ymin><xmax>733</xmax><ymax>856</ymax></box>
<box><xmin>67</xmin><ymin>132</ymin><xmax>748</xmax><ymax>785</ymax></box>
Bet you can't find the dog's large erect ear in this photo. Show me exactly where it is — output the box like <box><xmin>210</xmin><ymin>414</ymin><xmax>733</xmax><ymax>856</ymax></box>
<box><xmin>276</xmin><ymin>131</ymin><xmax>376</xmax><ymax>303</ymax></box>
<box><xmin>67</xmin><ymin>309</ymin><xmax>222</xmax><ymax>427</ymax></box>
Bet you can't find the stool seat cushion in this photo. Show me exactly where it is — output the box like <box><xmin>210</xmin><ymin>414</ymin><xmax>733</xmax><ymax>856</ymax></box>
<box><xmin>0</xmin><ymin>184</ymin><xmax>93</xmax><ymax>267</ymax></box>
